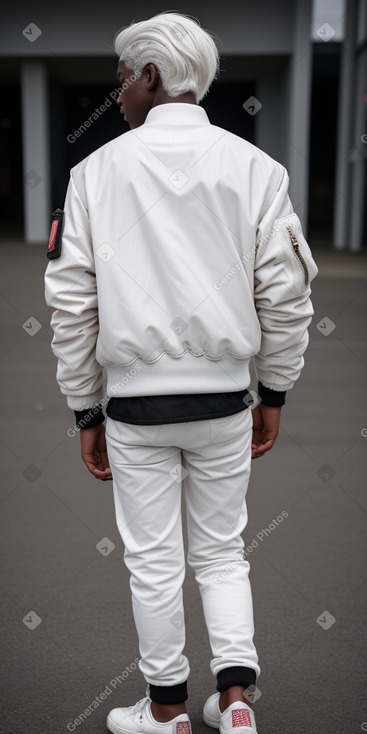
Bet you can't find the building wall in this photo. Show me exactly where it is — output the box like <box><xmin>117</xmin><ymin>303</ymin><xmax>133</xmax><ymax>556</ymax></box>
<box><xmin>0</xmin><ymin>1</ymin><xmax>296</xmax><ymax>57</ymax></box>
<box><xmin>0</xmin><ymin>0</ymin><xmax>315</xmax><ymax>243</ymax></box>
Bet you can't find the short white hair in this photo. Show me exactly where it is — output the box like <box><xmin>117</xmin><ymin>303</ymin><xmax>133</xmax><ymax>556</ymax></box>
<box><xmin>113</xmin><ymin>12</ymin><xmax>221</xmax><ymax>104</ymax></box>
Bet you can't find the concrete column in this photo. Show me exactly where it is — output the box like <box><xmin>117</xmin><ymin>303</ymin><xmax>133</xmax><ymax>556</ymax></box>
<box><xmin>349</xmin><ymin>24</ymin><xmax>367</xmax><ymax>250</ymax></box>
<box><xmin>20</xmin><ymin>62</ymin><xmax>51</xmax><ymax>243</ymax></box>
<box><xmin>287</xmin><ymin>0</ymin><xmax>313</xmax><ymax>232</ymax></box>
<box><xmin>349</xmin><ymin>0</ymin><xmax>367</xmax><ymax>251</ymax></box>
<box><xmin>333</xmin><ymin>0</ymin><xmax>358</xmax><ymax>249</ymax></box>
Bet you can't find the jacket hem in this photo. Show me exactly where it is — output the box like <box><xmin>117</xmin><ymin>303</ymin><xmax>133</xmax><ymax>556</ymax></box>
<box><xmin>106</xmin><ymin>353</ymin><xmax>252</xmax><ymax>397</ymax></box>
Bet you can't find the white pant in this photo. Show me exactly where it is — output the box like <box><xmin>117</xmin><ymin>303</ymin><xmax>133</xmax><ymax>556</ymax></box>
<box><xmin>105</xmin><ymin>407</ymin><xmax>261</xmax><ymax>690</ymax></box>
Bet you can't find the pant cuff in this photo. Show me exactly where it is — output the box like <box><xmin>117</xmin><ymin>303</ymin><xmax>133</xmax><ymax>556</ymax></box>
<box><xmin>149</xmin><ymin>681</ymin><xmax>188</xmax><ymax>704</ymax></box>
<box><xmin>216</xmin><ymin>666</ymin><xmax>257</xmax><ymax>692</ymax></box>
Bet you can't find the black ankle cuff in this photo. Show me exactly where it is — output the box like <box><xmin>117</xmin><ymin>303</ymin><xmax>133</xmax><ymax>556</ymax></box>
<box><xmin>149</xmin><ymin>681</ymin><xmax>188</xmax><ymax>704</ymax></box>
<box><xmin>216</xmin><ymin>666</ymin><xmax>257</xmax><ymax>692</ymax></box>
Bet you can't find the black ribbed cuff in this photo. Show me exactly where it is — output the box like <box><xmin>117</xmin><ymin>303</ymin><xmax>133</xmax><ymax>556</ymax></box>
<box><xmin>149</xmin><ymin>681</ymin><xmax>188</xmax><ymax>704</ymax></box>
<box><xmin>257</xmin><ymin>381</ymin><xmax>286</xmax><ymax>407</ymax></box>
<box><xmin>73</xmin><ymin>404</ymin><xmax>105</xmax><ymax>430</ymax></box>
<box><xmin>216</xmin><ymin>666</ymin><xmax>257</xmax><ymax>692</ymax></box>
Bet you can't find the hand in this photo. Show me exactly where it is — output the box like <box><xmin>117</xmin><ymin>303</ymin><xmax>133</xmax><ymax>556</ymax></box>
<box><xmin>251</xmin><ymin>404</ymin><xmax>282</xmax><ymax>459</ymax></box>
<box><xmin>80</xmin><ymin>423</ymin><xmax>113</xmax><ymax>480</ymax></box>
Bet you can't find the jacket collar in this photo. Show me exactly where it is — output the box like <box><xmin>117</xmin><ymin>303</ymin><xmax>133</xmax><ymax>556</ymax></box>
<box><xmin>143</xmin><ymin>103</ymin><xmax>211</xmax><ymax>125</ymax></box>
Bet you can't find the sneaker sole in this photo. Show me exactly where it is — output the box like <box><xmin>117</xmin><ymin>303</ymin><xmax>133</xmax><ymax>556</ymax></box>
<box><xmin>107</xmin><ymin>714</ymin><xmax>192</xmax><ymax>734</ymax></box>
<box><xmin>107</xmin><ymin>715</ymin><xmax>138</xmax><ymax>734</ymax></box>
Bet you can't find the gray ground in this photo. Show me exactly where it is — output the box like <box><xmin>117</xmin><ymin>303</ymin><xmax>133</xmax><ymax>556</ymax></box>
<box><xmin>0</xmin><ymin>241</ymin><xmax>366</xmax><ymax>734</ymax></box>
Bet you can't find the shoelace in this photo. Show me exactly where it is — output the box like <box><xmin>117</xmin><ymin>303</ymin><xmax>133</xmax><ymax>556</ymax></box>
<box><xmin>127</xmin><ymin>685</ymin><xmax>151</xmax><ymax>719</ymax></box>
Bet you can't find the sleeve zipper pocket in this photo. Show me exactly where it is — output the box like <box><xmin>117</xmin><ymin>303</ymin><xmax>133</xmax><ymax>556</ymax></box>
<box><xmin>284</xmin><ymin>225</ymin><xmax>309</xmax><ymax>285</ymax></box>
<box><xmin>272</xmin><ymin>213</ymin><xmax>318</xmax><ymax>296</ymax></box>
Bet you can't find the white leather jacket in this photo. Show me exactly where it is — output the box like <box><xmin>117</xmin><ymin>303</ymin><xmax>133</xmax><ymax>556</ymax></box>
<box><xmin>44</xmin><ymin>103</ymin><xmax>318</xmax><ymax>411</ymax></box>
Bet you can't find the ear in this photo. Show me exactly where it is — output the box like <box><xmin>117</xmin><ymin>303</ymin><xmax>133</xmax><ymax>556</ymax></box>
<box><xmin>144</xmin><ymin>63</ymin><xmax>160</xmax><ymax>90</ymax></box>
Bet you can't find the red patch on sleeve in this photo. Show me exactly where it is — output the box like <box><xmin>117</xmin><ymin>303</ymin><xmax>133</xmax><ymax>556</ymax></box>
<box><xmin>48</xmin><ymin>219</ymin><xmax>58</xmax><ymax>253</ymax></box>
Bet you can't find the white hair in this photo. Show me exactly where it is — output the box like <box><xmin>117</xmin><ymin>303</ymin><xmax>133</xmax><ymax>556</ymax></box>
<box><xmin>113</xmin><ymin>11</ymin><xmax>221</xmax><ymax>104</ymax></box>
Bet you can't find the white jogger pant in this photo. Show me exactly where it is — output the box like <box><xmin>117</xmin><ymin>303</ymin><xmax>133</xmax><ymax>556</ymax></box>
<box><xmin>105</xmin><ymin>407</ymin><xmax>261</xmax><ymax>689</ymax></box>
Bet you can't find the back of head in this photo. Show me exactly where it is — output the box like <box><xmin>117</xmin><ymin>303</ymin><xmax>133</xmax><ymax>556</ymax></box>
<box><xmin>114</xmin><ymin>11</ymin><xmax>221</xmax><ymax>104</ymax></box>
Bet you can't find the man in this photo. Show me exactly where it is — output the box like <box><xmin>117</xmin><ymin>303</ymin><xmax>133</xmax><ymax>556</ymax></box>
<box><xmin>44</xmin><ymin>12</ymin><xmax>318</xmax><ymax>734</ymax></box>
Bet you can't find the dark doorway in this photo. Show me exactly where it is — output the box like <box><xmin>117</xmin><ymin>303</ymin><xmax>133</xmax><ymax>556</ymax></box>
<box><xmin>308</xmin><ymin>44</ymin><xmax>341</xmax><ymax>241</ymax></box>
<box><xmin>0</xmin><ymin>85</ymin><xmax>23</xmax><ymax>238</ymax></box>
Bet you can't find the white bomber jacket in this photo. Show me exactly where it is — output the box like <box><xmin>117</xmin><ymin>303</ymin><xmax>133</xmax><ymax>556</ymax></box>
<box><xmin>44</xmin><ymin>103</ymin><xmax>318</xmax><ymax>412</ymax></box>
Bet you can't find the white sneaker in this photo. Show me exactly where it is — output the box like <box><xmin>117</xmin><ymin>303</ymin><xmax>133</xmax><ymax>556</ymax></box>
<box><xmin>107</xmin><ymin>686</ymin><xmax>192</xmax><ymax>734</ymax></box>
<box><xmin>203</xmin><ymin>693</ymin><xmax>257</xmax><ymax>734</ymax></box>
<box><xmin>203</xmin><ymin>693</ymin><xmax>221</xmax><ymax>728</ymax></box>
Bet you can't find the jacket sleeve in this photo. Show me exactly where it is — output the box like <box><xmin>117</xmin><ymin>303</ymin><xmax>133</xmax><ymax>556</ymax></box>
<box><xmin>44</xmin><ymin>169</ymin><xmax>104</xmax><ymax>411</ymax></box>
<box><xmin>253</xmin><ymin>164</ymin><xmax>318</xmax><ymax>391</ymax></box>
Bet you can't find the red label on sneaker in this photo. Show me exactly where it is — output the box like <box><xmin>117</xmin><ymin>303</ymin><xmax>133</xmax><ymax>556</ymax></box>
<box><xmin>232</xmin><ymin>709</ymin><xmax>252</xmax><ymax>727</ymax></box>
<box><xmin>176</xmin><ymin>722</ymin><xmax>190</xmax><ymax>734</ymax></box>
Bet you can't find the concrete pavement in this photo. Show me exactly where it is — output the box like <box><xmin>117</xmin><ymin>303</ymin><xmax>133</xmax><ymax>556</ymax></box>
<box><xmin>0</xmin><ymin>240</ymin><xmax>366</xmax><ymax>734</ymax></box>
